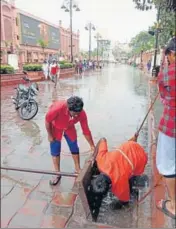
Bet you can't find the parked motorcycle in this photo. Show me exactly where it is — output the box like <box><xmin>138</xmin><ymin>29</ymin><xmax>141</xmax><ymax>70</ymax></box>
<box><xmin>11</xmin><ymin>72</ymin><xmax>39</xmax><ymax>120</ymax></box>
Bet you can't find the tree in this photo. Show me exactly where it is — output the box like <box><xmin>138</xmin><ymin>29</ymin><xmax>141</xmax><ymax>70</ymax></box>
<box><xmin>37</xmin><ymin>39</ymin><xmax>48</xmax><ymax>53</ymax></box>
<box><xmin>129</xmin><ymin>31</ymin><xmax>155</xmax><ymax>56</ymax></box>
<box><xmin>132</xmin><ymin>0</ymin><xmax>175</xmax><ymax>47</ymax></box>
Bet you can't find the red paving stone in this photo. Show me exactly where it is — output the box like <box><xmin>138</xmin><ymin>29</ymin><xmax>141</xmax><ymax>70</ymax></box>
<box><xmin>52</xmin><ymin>192</ymin><xmax>77</xmax><ymax>207</ymax></box>
<box><xmin>18</xmin><ymin>199</ymin><xmax>47</xmax><ymax>216</ymax></box>
<box><xmin>40</xmin><ymin>215</ymin><xmax>68</xmax><ymax>228</ymax></box>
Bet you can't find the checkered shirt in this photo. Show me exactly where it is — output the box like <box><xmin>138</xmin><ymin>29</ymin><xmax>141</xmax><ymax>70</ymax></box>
<box><xmin>158</xmin><ymin>63</ymin><xmax>176</xmax><ymax>138</ymax></box>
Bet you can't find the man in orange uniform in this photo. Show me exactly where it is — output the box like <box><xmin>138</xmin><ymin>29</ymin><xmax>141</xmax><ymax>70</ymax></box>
<box><xmin>92</xmin><ymin>136</ymin><xmax>148</xmax><ymax>205</ymax></box>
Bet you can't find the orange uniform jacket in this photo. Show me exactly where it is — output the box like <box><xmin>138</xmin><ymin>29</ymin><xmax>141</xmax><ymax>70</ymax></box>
<box><xmin>96</xmin><ymin>139</ymin><xmax>148</xmax><ymax>202</ymax></box>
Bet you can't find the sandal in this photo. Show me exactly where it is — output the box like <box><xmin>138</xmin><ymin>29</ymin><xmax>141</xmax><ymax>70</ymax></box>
<box><xmin>49</xmin><ymin>175</ymin><xmax>61</xmax><ymax>186</ymax></box>
<box><xmin>156</xmin><ymin>200</ymin><xmax>176</xmax><ymax>219</ymax></box>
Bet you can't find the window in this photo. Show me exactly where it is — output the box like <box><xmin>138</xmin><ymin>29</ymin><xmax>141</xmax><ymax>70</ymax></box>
<box><xmin>17</xmin><ymin>35</ymin><xmax>19</xmax><ymax>40</ymax></box>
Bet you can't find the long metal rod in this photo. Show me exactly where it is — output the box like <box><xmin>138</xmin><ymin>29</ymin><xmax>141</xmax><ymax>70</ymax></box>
<box><xmin>136</xmin><ymin>91</ymin><xmax>159</xmax><ymax>136</ymax></box>
<box><xmin>1</xmin><ymin>166</ymin><xmax>78</xmax><ymax>177</ymax></box>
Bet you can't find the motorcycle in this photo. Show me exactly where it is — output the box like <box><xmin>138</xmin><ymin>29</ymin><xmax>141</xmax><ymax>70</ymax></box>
<box><xmin>11</xmin><ymin>72</ymin><xmax>39</xmax><ymax>120</ymax></box>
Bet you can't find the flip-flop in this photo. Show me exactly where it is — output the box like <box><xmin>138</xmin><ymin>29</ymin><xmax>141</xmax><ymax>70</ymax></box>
<box><xmin>156</xmin><ymin>200</ymin><xmax>176</xmax><ymax>220</ymax></box>
<box><xmin>49</xmin><ymin>175</ymin><xmax>61</xmax><ymax>186</ymax></box>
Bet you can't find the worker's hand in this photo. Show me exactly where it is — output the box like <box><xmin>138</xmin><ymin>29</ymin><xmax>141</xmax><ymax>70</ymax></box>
<box><xmin>90</xmin><ymin>145</ymin><xmax>95</xmax><ymax>152</ymax></box>
<box><xmin>48</xmin><ymin>135</ymin><xmax>54</xmax><ymax>142</ymax></box>
<box><xmin>128</xmin><ymin>133</ymin><xmax>138</xmax><ymax>142</ymax></box>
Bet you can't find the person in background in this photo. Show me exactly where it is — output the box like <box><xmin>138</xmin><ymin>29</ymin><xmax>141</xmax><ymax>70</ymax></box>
<box><xmin>45</xmin><ymin>96</ymin><xmax>95</xmax><ymax>185</ymax></box>
<box><xmin>147</xmin><ymin>59</ymin><xmax>152</xmax><ymax>73</ymax></box>
<box><xmin>79</xmin><ymin>60</ymin><xmax>83</xmax><ymax>76</ymax></box>
<box><xmin>42</xmin><ymin>60</ymin><xmax>49</xmax><ymax>80</ymax></box>
<box><xmin>49</xmin><ymin>59</ymin><xmax>59</xmax><ymax>88</ymax></box>
<box><xmin>91</xmin><ymin>135</ymin><xmax>148</xmax><ymax>206</ymax></box>
<box><xmin>156</xmin><ymin>37</ymin><xmax>176</xmax><ymax>220</ymax></box>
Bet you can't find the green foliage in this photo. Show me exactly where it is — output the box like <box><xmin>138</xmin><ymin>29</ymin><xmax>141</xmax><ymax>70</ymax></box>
<box><xmin>129</xmin><ymin>31</ymin><xmax>155</xmax><ymax>55</ymax></box>
<box><xmin>23</xmin><ymin>63</ymin><xmax>74</xmax><ymax>71</ymax></box>
<box><xmin>23</xmin><ymin>64</ymin><xmax>42</xmax><ymax>72</ymax></box>
<box><xmin>0</xmin><ymin>65</ymin><xmax>15</xmax><ymax>74</ymax></box>
<box><xmin>60</xmin><ymin>63</ymin><xmax>73</xmax><ymax>69</ymax></box>
<box><xmin>37</xmin><ymin>39</ymin><xmax>48</xmax><ymax>51</ymax></box>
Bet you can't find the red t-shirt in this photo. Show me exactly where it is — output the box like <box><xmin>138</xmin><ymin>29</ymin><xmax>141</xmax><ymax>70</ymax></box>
<box><xmin>50</xmin><ymin>64</ymin><xmax>59</xmax><ymax>75</ymax></box>
<box><xmin>45</xmin><ymin>101</ymin><xmax>91</xmax><ymax>141</ymax></box>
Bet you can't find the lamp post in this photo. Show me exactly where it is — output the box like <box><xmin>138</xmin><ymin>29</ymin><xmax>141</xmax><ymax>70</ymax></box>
<box><xmin>61</xmin><ymin>0</ymin><xmax>80</xmax><ymax>63</ymax></box>
<box><xmin>85</xmin><ymin>22</ymin><xmax>96</xmax><ymax>60</ymax></box>
<box><xmin>94</xmin><ymin>33</ymin><xmax>102</xmax><ymax>66</ymax></box>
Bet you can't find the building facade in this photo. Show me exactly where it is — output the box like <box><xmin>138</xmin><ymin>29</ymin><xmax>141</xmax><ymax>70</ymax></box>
<box><xmin>1</xmin><ymin>0</ymin><xmax>80</xmax><ymax>65</ymax></box>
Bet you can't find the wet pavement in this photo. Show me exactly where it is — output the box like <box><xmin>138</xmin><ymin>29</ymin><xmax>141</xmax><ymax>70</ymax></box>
<box><xmin>1</xmin><ymin>65</ymin><xmax>174</xmax><ymax>228</ymax></box>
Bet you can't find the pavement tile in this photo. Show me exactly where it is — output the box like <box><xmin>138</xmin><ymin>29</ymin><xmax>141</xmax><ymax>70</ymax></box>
<box><xmin>37</xmin><ymin>179</ymin><xmax>55</xmax><ymax>193</ymax></box>
<box><xmin>1</xmin><ymin>186</ymin><xmax>31</xmax><ymax>220</ymax></box>
<box><xmin>8</xmin><ymin>213</ymin><xmax>42</xmax><ymax>228</ymax></box>
<box><xmin>51</xmin><ymin>192</ymin><xmax>77</xmax><ymax>207</ymax></box>
<box><xmin>45</xmin><ymin>204</ymin><xmax>72</xmax><ymax>217</ymax></box>
<box><xmin>29</xmin><ymin>191</ymin><xmax>53</xmax><ymax>202</ymax></box>
<box><xmin>40</xmin><ymin>215</ymin><xmax>68</xmax><ymax>228</ymax></box>
<box><xmin>18</xmin><ymin>199</ymin><xmax>47</xmax><ymax>216</ymax></box>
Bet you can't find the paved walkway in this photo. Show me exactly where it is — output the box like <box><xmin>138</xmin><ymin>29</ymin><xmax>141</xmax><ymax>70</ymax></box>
<box><xmin>1</xmin><ymin>65</ymin><xmax>175</xmax><ymax>228</ymax></box>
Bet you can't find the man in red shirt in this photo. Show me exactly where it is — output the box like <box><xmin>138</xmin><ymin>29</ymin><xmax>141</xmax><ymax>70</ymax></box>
<box><xmin>45</xmin><ymin>96</ymin><xmax>95</xmax><ymax>185</ymax></box>
<box><xmin>156</xmin><ymin>37</ymin><xmax>176</xmax><ymax>219</ymax></box>
<box><xmin>49</xmin><ymin>59</ymin><xmax>60</xmax><ymax>88</ymax></box>
<box><xmin>91</xmin><ymin>136</ymin><xmax>148</xmax><ymax>206</ymax></box>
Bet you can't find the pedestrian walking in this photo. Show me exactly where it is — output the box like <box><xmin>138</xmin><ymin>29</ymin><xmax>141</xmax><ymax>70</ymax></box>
<box><xmin>45</xmin><ymin>96</ymin><xmax>95</xmax><ymax>185</ymax></box>
<box><xmin>147</xmin><ymin>59</ymin><xmax>151</xmax><ymax>73</ymax></box>
<box><xmin>156</xmin><ymin>37</ymin><xmax>176</xmax><ymax>220</ymax></box>
<box><xmin>49</xmin><ymin>59</ymin><xmax>60</xmax><ymax>88</ymax></box>
<box><xmin>42</xmin><ymin>60</ymin><xmax>49</xmax><ymax>80</ymax></box>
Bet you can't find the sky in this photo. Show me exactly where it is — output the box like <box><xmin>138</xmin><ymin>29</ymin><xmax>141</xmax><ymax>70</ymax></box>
<box><xmin>15</xmin><ymin>0</ymin><xmax>157</xmax><ymax>51</ymax></box>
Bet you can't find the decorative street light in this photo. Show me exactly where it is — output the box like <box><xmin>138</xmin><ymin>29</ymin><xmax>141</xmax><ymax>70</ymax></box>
<box><xmin>85</xmin><ymin>22</ymin><xmax>96</xmax><ymax>60</ymax></box>
<box><xmin>61</xmin><ymin>0</ymin><xmax>80</xmax><ymax>63</ymax></box>
<box><xmin>94</xmin><ymin>33</ymin><xmax>102</xmax><ymax>65</ymax></box>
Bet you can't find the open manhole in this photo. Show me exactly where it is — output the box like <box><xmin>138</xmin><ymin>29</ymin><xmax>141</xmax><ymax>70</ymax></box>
<box><xmin>76</xmin><ymin>139</ymin><xmax>149</xmax><ymax>225</ymax></box>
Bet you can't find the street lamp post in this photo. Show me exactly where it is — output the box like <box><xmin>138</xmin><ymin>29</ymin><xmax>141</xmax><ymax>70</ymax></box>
<box><xmin>94</xmin><ymin>33</ymin><xmax>102</xmax><ymax>66</ymax></box>
<box><xmin>85</xmin><ymin>23</ymin><xmax>96</xmax><ymax>60</ymax></box>
<box><xmin>61</xmin><ymin>0</ymin><xmax>80</xmax><ymax>63</ymax></box>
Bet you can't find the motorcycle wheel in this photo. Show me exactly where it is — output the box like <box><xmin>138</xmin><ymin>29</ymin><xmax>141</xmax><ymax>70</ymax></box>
<box><xmin>19</xmin><ymin>100</ymin><xmax>38</xmax><ymax>120</ymax></box>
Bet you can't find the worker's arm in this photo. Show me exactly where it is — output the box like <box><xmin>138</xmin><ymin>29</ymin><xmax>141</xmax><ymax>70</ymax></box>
<box><xmin>45</xmin><ymin>104</ymin><xmax>60</xmax><ymax>142</ymax></box>
<box><xmin>79</xmin><ymin>111</ymin><xmax>95</xmax><ymax>151</ymax></box>
<box><xmin>128</xmin><ymin>133</ymin><xmax>138</xmax><ymax>142</ymax></box>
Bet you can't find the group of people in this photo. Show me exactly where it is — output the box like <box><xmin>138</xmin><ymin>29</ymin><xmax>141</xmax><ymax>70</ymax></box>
<box><xmin>42</xmin><ymin>59</ymin><xmax>60</xmax><ymax>88</ymax></box>
<box><xmin>75</xmin><ymin>59</ymin><xmax>103</xmax><ymax>75</ymax></box>
<box><xmin>45</xmin><ymin>37</ymin><xmax>175</xmax><ymax>219</ymax></box>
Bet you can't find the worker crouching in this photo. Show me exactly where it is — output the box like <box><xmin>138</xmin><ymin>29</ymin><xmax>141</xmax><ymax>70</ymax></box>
<box><xmin>91</xmin><ymin>136</ymin><xmax>148</xmax><ymax>208</ymax></box>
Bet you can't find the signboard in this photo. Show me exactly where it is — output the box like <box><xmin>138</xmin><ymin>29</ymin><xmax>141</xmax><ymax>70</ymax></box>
<box><xmin>19</xmin><ymin>14</ymin><xmax>60</xmax><ymax>50</ymax></box>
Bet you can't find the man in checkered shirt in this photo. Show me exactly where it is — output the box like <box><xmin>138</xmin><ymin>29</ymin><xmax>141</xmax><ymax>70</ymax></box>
<box><xmin>156</xmin><ymin>37</ymin><xmax>176</xmax><ymax>220</ymax></box>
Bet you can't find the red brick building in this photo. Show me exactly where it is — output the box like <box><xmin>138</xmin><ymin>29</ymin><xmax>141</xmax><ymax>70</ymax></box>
<box><xmin>1</xmin><ymin>0</ymin><xmax>80</xmax><ymax>65</ymax></box>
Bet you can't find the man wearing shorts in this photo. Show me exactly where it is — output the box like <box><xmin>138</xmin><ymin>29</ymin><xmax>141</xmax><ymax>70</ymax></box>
<box><xmin>156</xmin><ymin>37</ymin><xmax>176</xmax><ymax>219</ymax></box>
<box><xmin>49</xmin><ymin>59</ymin><xmax>59</xmax><ymax>88</ymax></box>
<box><xmin>45</xmin><ymin>96</ymin><xmax>95</xmax><ymax>185</ymax></box>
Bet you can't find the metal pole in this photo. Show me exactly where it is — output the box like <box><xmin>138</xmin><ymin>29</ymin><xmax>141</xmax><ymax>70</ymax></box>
<box><xmin>152</xmin><ymin>3</ymin><xmax>161</xmax><ymax>76</ymax></box>
<box><xmin>1</xmin><ymin>166</ymin><xmax>78</xmax><ymax>178</ymax></box>
<box><xmin>97</xmin><ymin>38</ymin><xmax>99</xmax><ymax>64</ymax></box>
<box><xmin>70</xmin><ymin>0</ymin><xmax>73</xmax><ymax>63</ymax></box>
<box><xmin>89</xmin><ymin>23</ymin><xmax>92</xmax><ymax>61</ymax></box>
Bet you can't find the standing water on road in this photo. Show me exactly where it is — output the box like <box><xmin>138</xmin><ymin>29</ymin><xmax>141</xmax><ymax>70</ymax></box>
<box><xmin>1</xmin><ymin>65</ymin><xmax>150</xmax><ymax>227</ymax></box>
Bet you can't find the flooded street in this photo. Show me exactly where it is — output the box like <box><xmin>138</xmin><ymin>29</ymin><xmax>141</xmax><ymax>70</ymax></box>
<box><xmin>1</xmin><ymin>64</ymin><xmax>149</xmax><ymax>171</ymax></box>
<box><xmin>1</xmin><ymin>64</ymin><xmax>154</xmax><ymax>228</ymax></box>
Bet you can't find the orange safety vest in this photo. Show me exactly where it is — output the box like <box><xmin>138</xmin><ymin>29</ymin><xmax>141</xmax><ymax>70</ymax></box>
<box><xmin>96</xmin><ymin>139</ymin><xmax>148</xmax><ymax>202</ymax></box>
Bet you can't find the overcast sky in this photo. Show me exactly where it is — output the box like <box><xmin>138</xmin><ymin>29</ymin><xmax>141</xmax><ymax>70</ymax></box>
<box><xmin>15</xmin><ymin>0</ymin><xmax>157</xmax><ymax>51</ymax></box>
